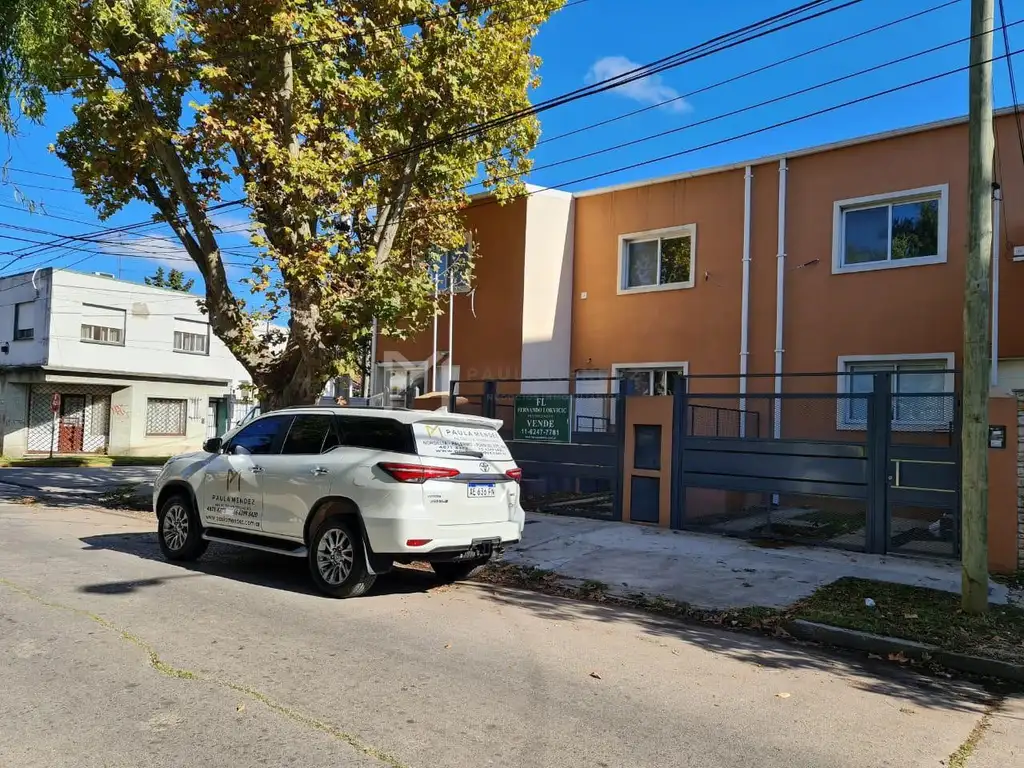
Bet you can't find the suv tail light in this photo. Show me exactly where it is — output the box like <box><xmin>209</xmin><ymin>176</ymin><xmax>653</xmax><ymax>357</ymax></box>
<box><xmin>378</xmin><ymin>462</ymin><xmax>460</xmax><ymax>484</ymax></box>
<box><xmin>506</xmin><ymin>468</ymin><xmax>522</xmax><ymax>482</ymax></box>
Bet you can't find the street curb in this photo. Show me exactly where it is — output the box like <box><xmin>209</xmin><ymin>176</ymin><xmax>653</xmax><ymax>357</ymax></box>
<box><xmin>784</xmin><ymin>619</ymin><xmax>1024</xmax><ymax>683</ymax></box>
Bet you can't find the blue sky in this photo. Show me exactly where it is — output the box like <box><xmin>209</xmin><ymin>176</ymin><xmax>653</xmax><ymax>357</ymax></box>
<box><xmin>0</xmin><ymin>0</ymin><xmax>1020</xmax><ymax>293</ymax></box>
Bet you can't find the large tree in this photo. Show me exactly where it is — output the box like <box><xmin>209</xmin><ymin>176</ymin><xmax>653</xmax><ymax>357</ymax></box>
<box><xmin>0</xmin><ymin>0</ymin><xmax>558</xmax><ymax>407</ymax></box>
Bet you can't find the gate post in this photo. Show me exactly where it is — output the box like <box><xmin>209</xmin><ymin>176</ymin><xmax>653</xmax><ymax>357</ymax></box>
<box><xmin>867</xmin><ymin>372</ymin><xmax>892</xmax><ymax>553</ymax></box>
<box><xmin>670</xmin><ymin>374</ymin><xmax>688</xmax><ymax>529</ymax></box>
<box><xmin>448</xmin><ymin>378</ymin><xmax>458</xmax><ymax>413</ymax></box>
<box><xmin>482</xmin><ymin>380</ymin><xmax>497</xmax><ymax>419</ymax></box>
<box><xmin>611</xmin><ymin>378</ymin><xmax>627</xmax><ymax>522</ymax></box>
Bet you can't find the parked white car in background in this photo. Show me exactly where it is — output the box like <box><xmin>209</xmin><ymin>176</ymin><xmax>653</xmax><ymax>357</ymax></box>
<box><xmin>152</xmin><ymin>406</ymin><xmax>525</xmax><ymax>597</ymax></box>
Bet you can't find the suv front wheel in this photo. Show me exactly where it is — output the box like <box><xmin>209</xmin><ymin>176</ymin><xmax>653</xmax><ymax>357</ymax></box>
<box><xmin>308</xmin><ymin>516</ymin><xmax>376</xmax><ymax>598</ymax></box>
<box><xmin>157</xmin><ymin>493</ymin><xmax>208</xmax><ymax>562</ymax></box>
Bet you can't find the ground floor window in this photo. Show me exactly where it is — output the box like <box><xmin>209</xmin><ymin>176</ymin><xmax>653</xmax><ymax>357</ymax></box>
<box><xmin>838</xmin><ymin>355</ymin><xmax>954</xmax><ymax>430</ymax></box>
<box><xmin>146</xmin><ymin>398</ymin><xmax>187</xmax><ymax>436</ymax></box>
<box><xmin>615</xmin><ymin>364</ymin><xmax>688</xmax><ymax>396</ymax></box>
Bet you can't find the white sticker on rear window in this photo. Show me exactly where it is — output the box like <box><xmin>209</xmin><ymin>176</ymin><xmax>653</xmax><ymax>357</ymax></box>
<box><xmin>413</xmin><ymin>422</ymin><xmax>512</xmax><ymax>461</ymax></box>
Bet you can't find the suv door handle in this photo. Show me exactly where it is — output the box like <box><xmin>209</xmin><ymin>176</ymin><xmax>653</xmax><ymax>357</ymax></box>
<box><xmin>310</xmin><ymin>467</ymin><xmax>329</xmax><ymax>476</ymax></box>
<box><xmin>248</xmin><ymin>466</ymin><xmax>265</xmax><ymax>474</ymax></box>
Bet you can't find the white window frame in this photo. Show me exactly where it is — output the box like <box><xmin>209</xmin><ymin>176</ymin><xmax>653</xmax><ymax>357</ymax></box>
<box><xmin>173</xmin><ymin>319</ymin><xmax>210</xmax><ymax>356</ymax></box>
<box><xmin>835</xmin><ymin>353</ymin><xmax>955</xmax><ymax>432</ymax></box>
<box><xmin>80</xmin><ymin>324</ymin><xmax>124</xmax><ymax>345</ymax></box>
<box><xmin>831</xmin><ymin>184</ymin><xmax>949</xmax><ymax>275</ymax></box>
<box><xmin>612</xmin><ymin>361</ymin><xmax>689</xmax><ymax>395</ymax></box>
<box><xmin>617</xmin><ymin>224</ymin><xmax>697</xmax><ymax>295</ymax></box>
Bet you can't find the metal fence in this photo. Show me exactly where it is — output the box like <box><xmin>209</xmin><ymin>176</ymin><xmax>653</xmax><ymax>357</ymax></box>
<box><xmin>673</xmin><ymin>371</ymin><xmax>960</xmax><ymax>558</ymax></box>
<box><xmin>451</xmin><ymin>376</ymin><xmax>625</xmax><ymax>520</ymax></box>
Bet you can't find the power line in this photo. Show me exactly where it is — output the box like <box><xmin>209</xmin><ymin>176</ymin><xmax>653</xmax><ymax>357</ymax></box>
<box><xmin>997</xmin><ymin>0</ymin><xmax>1024</xmax><ymax>168</ymax></box>
<box><xmin>471</xmin><ymin>16</ymin><xmax>1024</xmax><ymax>188</ymax></box>
<box><xmin>361</xmin><ymin>0</ymin><xmax>860</xmax><ymax>167</ymax></box>
<box><xmin>0</xmin><ymin>0</ymin><xmax>855</xmax><ymax>268</ymax></box>
<box><xmin>396</xmin><ymin>44</ymin><xmax>1024</xmax><ymax>236</ymax></box>
<box><xmin>535</xmin><ymin>0</ymin><xmax>963</xmax><ymax>148</ymax></box>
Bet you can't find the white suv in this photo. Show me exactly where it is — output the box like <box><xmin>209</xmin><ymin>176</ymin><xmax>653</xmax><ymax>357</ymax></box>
<box><xmin>152</xmin><ymin>406</ymin><xmax>525</xmax><ymax>598</ymax></box>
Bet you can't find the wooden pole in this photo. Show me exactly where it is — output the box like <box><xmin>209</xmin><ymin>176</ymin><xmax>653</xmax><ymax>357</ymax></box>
<box><xmin>961</xmin><ymin>0</ymin><xmax>995</xmax><ymax>614</ymax></box>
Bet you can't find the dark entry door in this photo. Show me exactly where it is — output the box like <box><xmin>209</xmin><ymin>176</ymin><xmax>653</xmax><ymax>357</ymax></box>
<box><xmin>58</xmin><ymin>395</ymin><xmax>86</xmax><ymax>453</ymax></box>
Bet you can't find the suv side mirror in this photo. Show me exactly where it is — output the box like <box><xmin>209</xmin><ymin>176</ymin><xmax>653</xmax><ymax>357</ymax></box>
<box><xmin>203</xmin><ymin>437</ymin><xmax>223</xmax><ymax>454</ymax></box>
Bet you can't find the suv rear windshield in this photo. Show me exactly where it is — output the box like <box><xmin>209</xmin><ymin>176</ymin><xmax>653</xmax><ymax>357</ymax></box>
<box><xmin>412</xmin><ymin>421</ymin><xmax>512</xmax><ymax>461</ymax></box>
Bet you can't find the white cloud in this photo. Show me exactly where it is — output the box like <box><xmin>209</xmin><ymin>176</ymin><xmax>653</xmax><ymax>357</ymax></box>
<box><xmin>585</xmin><ymin>56</ymin><xmax>691</xmax><ymax>113</ymax></box>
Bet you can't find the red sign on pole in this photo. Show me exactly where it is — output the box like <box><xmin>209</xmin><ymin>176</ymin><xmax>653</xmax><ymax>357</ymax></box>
<box><xmin>51</xmin><ymin>393</ymin><xmax>61</xmax><ymax>414</ymax></box>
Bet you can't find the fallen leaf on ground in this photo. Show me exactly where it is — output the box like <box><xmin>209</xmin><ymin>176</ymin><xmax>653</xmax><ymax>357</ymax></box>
<box><xmin>775</xmin><ymin>692</ymin><xmax>791</xmax><ymax>699</ymax></box>
<box><xmin>888</xmin><ymin>652</ymin><xmax>909</xmax><ymax>663</ymax></box>
<box><xmin>444</xmin><ymin>643</ymin><xmax>451</xmax><ymax>649</ymax></box>
<box><xmin>236</xmin><ymin>704</ymin><xmax>245</xmax><ymax>713</ymax></box>
<box><xmin>904</xmin><ymin>613</ymin><xmax>918</xmax><ymax>619</ymax></box>
<box><xmin>589</xmin><ymin>672</ymin><xmax>602</xmax><ymax>680</ymax></box>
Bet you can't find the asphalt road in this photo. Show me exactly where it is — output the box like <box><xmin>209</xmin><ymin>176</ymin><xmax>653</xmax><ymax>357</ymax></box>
<box><xmin>0</xmin><ymin>503</ymin><xmax>1014</xmax><ymax>768</ymax></box>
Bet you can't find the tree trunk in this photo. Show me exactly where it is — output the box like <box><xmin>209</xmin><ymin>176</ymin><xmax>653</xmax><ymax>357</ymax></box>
<box><xmin>255</xmin><ymin>349</ymin><xmax>329</xmax><ymax>411</ymax></box>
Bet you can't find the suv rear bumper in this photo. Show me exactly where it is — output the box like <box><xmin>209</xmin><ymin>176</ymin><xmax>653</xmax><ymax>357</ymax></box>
<box><xmin>363</xmin><ymin>517</ymin><xmax>525</xmax><ymax>556</ymax></box>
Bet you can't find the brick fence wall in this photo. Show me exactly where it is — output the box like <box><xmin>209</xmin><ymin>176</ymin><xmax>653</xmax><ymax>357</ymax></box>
<box><xmin>1017</xmin><ymin>392</ymin><xmax>1024</xmax><ymax>570</ymax></box>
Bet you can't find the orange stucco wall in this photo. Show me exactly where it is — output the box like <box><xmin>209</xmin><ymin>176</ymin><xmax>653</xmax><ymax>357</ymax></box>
<box><xmin>378</xmin><ymin>196</ymin><xmax>528</xmax><ymax>383</ymax></box>
<box><xmin>570</xmin><ymin>113</ymin><xmax>1024</xmax><ymax>385</ymax></box>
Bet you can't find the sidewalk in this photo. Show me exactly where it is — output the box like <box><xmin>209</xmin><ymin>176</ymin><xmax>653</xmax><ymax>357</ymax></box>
<box><xmin>506</xmin><ymin>513</ymin><xmax>1010</xmax><ymax>610</ymax></box>
<box><xmin>970</xmin><ymin>695</ymin><xmax>1024</xmax><ymax>768</ymax></box>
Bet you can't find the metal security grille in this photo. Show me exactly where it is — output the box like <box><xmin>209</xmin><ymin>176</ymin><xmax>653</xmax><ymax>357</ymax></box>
<box><xmin>146</xmin><ymin>398</ymin><xmax>187</xmax><ymax>436</ymax></box>
<box><xmin>27</xmin><ymin>384</ymin><xmax>113</xmax><ymax>453</ymax></box>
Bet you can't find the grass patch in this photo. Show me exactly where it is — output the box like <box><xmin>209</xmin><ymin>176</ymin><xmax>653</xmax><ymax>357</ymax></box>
<box><xmin>793</xmin><ymin>578</ymin><xmax>1024</xmax><ymax>664</ymax></box>
<box><xmin>0</xmin><ymin>455</ymin><xmax>169</xmax><ymax>468</ymax></box>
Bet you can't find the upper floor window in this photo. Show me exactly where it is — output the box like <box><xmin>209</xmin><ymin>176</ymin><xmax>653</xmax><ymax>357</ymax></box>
<box><xmin>833</xmin><ymin>185</ymin><xmax>948</xmax><ymax>274</ymax></box>
<box><xmin>173</xmin><ymin>318</ymin><xmax>210</xmax><ymax>355</ymax></box>
<box><xmin>14</xmin><ymin>301</ymin><xmax>34</xmax><ymax>341</ymax></box>
<box><xmin>431</xmin><ymin>247</ymin><xmax>472</xmax><ymax>294</ymax></box>
<box><xmin>81</xmin><ymin>304</ymin><xmax>126</xmax><ymax>346</ymax></box>
<box><xmin>618</xmin><ymin>225</ymin><xmax>695</xmax><ymax>294</ymax></box>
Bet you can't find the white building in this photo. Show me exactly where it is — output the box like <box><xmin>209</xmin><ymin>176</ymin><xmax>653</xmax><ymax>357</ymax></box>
<box><xmin>0</xmin><ymin>268</ymin><xmax>253</xmax><ymax>457</ymax></box>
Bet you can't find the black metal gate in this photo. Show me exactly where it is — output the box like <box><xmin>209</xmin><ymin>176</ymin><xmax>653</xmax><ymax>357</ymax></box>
<box><xmin>672</xmin><ymin>371</ymin><xmax>961</xmax><ymax>558</ymax></box>
<box><xmin>451</xmin><ymin>377</ymin><xmax>626</xmax><ymax>521</ymax></box>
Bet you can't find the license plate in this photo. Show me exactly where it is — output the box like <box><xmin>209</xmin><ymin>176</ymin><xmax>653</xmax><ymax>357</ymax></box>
<box><xmin>467</xmin><ymin>483</ymin><xmax>496</xmax><ymax>498</ymax></box>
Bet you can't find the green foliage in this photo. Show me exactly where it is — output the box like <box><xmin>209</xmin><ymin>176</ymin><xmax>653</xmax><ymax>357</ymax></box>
<box><xmin>145</xmin><ymin>266</ymin><xmax>195</xmax><ymax>292</ymax></box>
<box><xmin>0</xmin><ymin>0</ymin><xmax>561</xmax><ymax>405</ymax></box>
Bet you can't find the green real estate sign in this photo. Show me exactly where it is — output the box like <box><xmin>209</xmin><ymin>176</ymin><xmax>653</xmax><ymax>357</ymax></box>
<box><xmin>513</xmin><ymin>395</ymin><xmax>571</xmax><ymax>443</ymax></box>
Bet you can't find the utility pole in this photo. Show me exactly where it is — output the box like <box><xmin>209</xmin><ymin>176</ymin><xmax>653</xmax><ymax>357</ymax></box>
<box><xmin>961</xmin><ymin>0</ymin><xmax>995</xmax><ymax>614</ymax></box>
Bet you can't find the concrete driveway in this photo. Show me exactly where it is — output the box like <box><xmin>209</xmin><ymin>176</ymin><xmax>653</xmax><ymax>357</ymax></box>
<box><xmin>1</xmin><ymin>502</ymin><xmax>1016</xmax><ymax>768</ymax></box>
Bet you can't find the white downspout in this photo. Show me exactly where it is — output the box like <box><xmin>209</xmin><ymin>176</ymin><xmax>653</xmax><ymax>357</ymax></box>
<box><xmin>991</xmin><ymin>185</ymin><xmax>1002</xmax><ymax>387</ymax></box>
<box><xmin>369</xmin><ymin>317</ymin><xmax>379</xmax><ymax>396</ymax></box>
<box><xmin>739</xmin><ymin>166</ymin><xmax>753</xmax><ymax>437</ymax></box>
<box><xmin>431</xmin><ymin>279</ymin><xmax>439</xmax><ymax>392</ymax></box>
<box><xmin>447</xmin><ymin>279</ymin><xmax>454</xmax><ymax>398</ymax></box>
<box><xmin>774</xmin><ymin>158</ymin><xmax>788</xmax><ymax>442</ymax></box>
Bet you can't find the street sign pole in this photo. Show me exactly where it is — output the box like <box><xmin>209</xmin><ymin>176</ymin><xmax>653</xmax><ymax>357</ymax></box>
<box><xmin>49</xmin><ymin>393</ymin><xmax>60</xmax><ymax>458</ymax></box>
